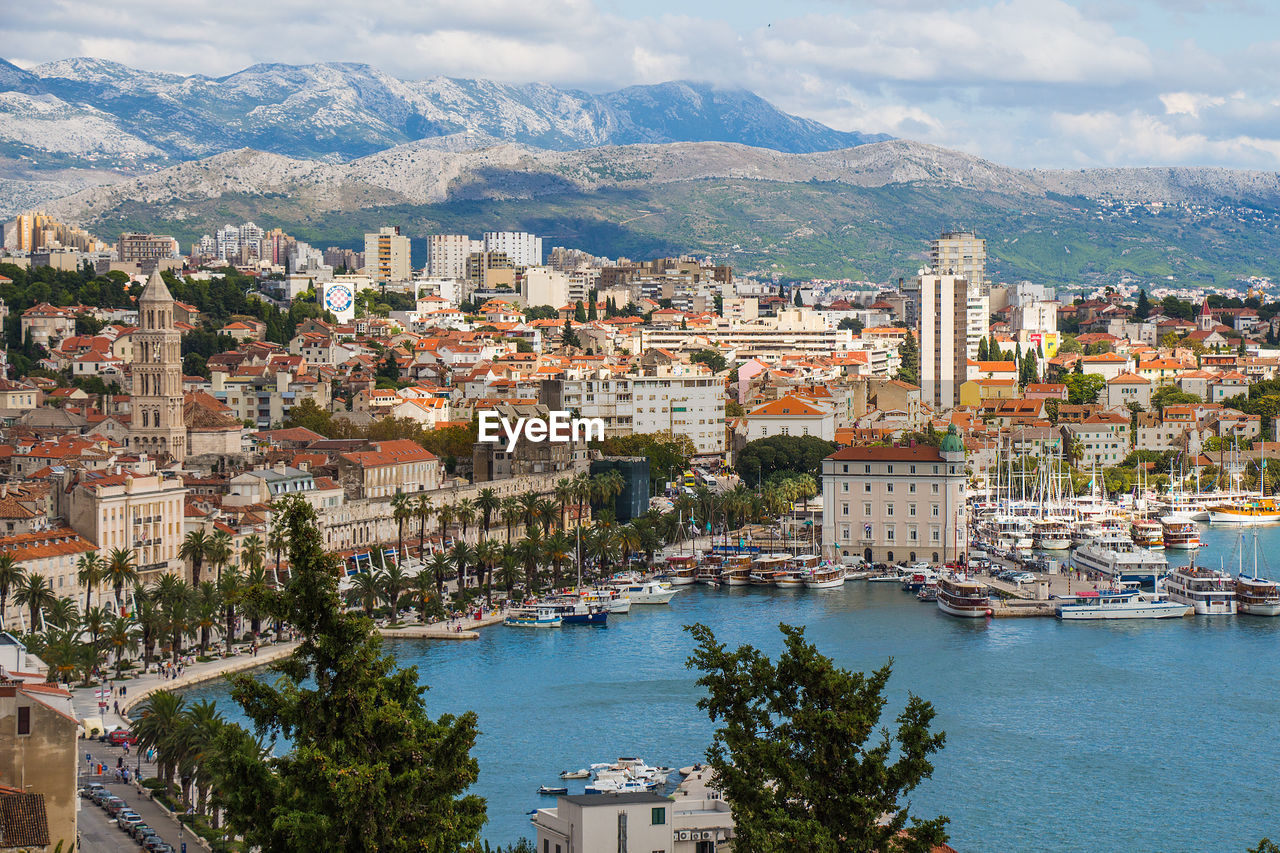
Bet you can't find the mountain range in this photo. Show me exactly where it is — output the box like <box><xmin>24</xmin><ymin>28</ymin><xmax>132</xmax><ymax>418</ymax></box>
<box><xmin>4</xmin><ymin>58</ymin><xmax>1280</xmax><ymax>286</ymax></box>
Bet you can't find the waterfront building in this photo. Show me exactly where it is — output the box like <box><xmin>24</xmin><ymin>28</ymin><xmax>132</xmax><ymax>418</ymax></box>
<box><xmin>821</xmin><ymin>428</ymin><xmax>966</xmax><ymax>565</ymax></box>
<box><xmin>534</xmin><ymin>792</ymin><xmax>733</xmax><ymax>853</ymax></box>
<box><xmin>127</xmin><ymin>271</ymin><xmax>187</xmax><ymax>460</ymax></box>
<box><xmin>904</xmin><ymin>274</ymin><xmax>968</xmax><ymax>409</ymax></box>
<box><xmin>62</xmin><ymin>462</ymin><xmax>188</xmax><ymax>580</ymax></box>
<box><xmin>336</xmin><ymin>439</ymin><xmax>442</xmax><ymax>499</ymax></box>
<box><xmin>0</xmin><ymin>529</ymin><xmax>97</xmax><ymax>629</ymax></box>
<box><xmin>364</xmin><ymin>226</ymin><xmax>412</xmax><ymax>284</ymax></box>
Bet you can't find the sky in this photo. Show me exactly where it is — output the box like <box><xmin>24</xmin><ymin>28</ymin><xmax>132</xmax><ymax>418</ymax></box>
<box><xmin>8</xmin><ymin>0</ymin><xmax>1280</xmax><ymax>170</ymax></box>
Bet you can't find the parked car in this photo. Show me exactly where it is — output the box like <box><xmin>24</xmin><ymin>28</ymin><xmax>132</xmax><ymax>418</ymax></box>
<box><xmin>103</xmin><ymin>797</ymin><xmax>127</xmax><ymax>816</ymax></box>
<box><xmin>142</xmin><ymin>840</ymin><xmax>170</xmax><ymax>853</ymax></box>
<box><xmin>117</xmin><ymin>811</ymin><xmax>144</xmax><ymax>832</ymax></box>
<box><xmin>131</xmin><ymin>822</ymin><xmax>156</xmax><ymax>841</ymax></box>
<box><xmin>1012</xmin><ymin>572</ymin><xmax>1037</xmax><ymax>584</ymax></box>
<box><xmin>80</xmin><ymin>782</ymin><xmax>105</xmax><ymax>799</ymax></box>
<box><xmin>107</xmin><ymin>729</ymin><xmax>138</xmax><ymax>746</ymax></box>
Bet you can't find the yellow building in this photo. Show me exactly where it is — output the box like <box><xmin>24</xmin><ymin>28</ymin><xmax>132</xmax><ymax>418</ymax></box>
<box><xmin>959</xmin><ymin>377</ymin><xmax>1020</xmax><ymax>407</ymax></box>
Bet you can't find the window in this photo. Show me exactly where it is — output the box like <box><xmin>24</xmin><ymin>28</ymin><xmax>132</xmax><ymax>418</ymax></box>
<box><xmin>865</xmin><ymin>464</ymin><xmax>871</xmax><ymax>473</ymax></box>
<box><xmin>842</xmin><ymin>482</ymin><xmax>849</xmax><ymax>492</ymax></box>
<box><xmin>886</xmin><ymin>484</ymin><xmax>893</xmax><ymax>493</ymax></box>
<box><xmin>843</xmin><ymin>464</ymin><xmax>849</xmax><ymax>473</ymax></box>
<box><xmin>864</xmin><ymin>503</ymin><xmax>872</xmax><ymax>516</ymax></box>
<box><xmin>17</xmin><ymin>706</ymin><xmax>30</xmax><ymax>735</ymax></box>
<box><xmin>908</xmin><ymin>503</ymin><xmax>917</xmax><ymax>516</ymax></box>
<box><xmin>932</xmin><ymin>504</ymin><xmax>940</xmax><ymax>517</ymax></box>
<box><xmin>652</xmin><ymin>807</ymin><xmax>666</xmax><ymax>825</ymax></box>
<box><xmin>910</xmin><ymin>465</ymin><xmax>916</xmax><ymax>474</ymax></box>
<box><xmin>932</xmin><ymin>484</ymin><xmax>940</xmax><ymax>495</ymax></box>
<box><xmin>841</xmin><ymin>503</ymin><xmax>849</xmax><ymax>516</ymax></box>
<box><xmin>865</xmin><ymin>483</ymin><xmax>872</xmax><ymax>493</ymax></box>
<box><xmin>887</xmin><ymin>465</ymin><xmax>894</xmax><ymax>474</ymax></box>
<box><xmin>909</xmin><ymin>483</ymin><xmax>917</xmax><ymax>493</ymax></box>
<box><xmin>886</xmin><ymin>527</ymin><xmax>895</xmax><ymax>542</ymax></box>
<box><xmin>886</xmin><ymin>504</ymin><xmax>894</xmax><ymax>517</ymax></box>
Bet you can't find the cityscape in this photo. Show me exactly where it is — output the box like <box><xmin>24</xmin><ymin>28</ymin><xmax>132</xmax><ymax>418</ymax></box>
<box><xmin>4</xmin><ymin>2</ymin><xmax>1280</xmax><ymax>853</ymax></box>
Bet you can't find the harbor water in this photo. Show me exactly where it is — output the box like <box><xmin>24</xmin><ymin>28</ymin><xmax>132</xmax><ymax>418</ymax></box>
<box><xmin>182</xmin><ymin>523</ymin><xmax>1280</xmax><ymax>851</ymax></box>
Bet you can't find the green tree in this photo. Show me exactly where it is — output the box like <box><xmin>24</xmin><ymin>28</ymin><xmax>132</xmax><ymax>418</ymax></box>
<box><xmin>1135</xmin><ymin>289</ymin><xmax>1151</xmax><ymax>319</ymax></box>
<box><xmin>736</xmin><ymin>435</ymin><xmax>838</xmax><ymax>486</ymax></box>
<box><xmin>1151</xmin><ymin>385</ymin><xmax>1202</xmax><ymax>412</ymax></box>
<box><xmin>1057</xmin><ymin>334</ymin><xmax>1081</xmax><ymax>354</ymax></box>
<box><xmin>573</xmin><ymin>300</ymin><xmax>586</xmax><ymax>322</ymax></box>
<box><xmin>1062</xmin><ymin>373</ymin><xmax>1105</xmax><ymax>405</ymax></box>
<box><xmin>976</xmin><ymin>336</ymin><xmax>989</xmax><ymax>361</ymax></box>
<box><xmin>686</xmin><ymin>623</ymin><xmax>947</xmax><ymax>853</ymax></box>
<box><xmin>562</xmin><ymin>319</ymin><xmax>580</xmax><ymax>348</ymax></box>
<box><xmin>208</xmin><ymin>496</ymin><xmax>485</xmax><ymax>852</ymax></box>
<box><xmin>896</xmin><ymin>333</ymin><xmax>919</xmax><ymax>385</ymax></box>
<box><xmin>691</xmin><ymin>348</ymin><xmax>728</xmax><ymax>373</ymax></box>
<box><xmin>837</xmin><ymin>317</ymin><xmax>864</xmax><ymax>333</ymax></box>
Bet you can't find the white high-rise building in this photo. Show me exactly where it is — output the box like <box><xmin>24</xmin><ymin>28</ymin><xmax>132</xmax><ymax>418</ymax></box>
<box><xmin>904</xmin><ymin>274</ymin><xmax>967</xmax><ymax>409</ymax></box>
<box><xmin>522</xmin><ymin>267</ymin><xmax>570</xmax><ymax>309</ymax></box>
<box><xmin>427</xmin><ymin>234</ymin><xmax>483</xmax><ymax>279</ymax></box>
<box><xmin>966</xmin><ymin>287</ymin><xmax>989</xmax><ymax>360</ymax></box>
<box><xmin>930</xmin><ymin>231</ymin><xmax>986</xmax><ymax>292</ymax></box>
<box><xmin>484</xmin><ymin>231</ymin><xmax>543</xmax><ymax>268</ymax></box>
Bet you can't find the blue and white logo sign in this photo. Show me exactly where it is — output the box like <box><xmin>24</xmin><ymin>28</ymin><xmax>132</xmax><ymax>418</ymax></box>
<box><xmin>324</xmin><ymin>284</ymin><xmax>354</xmax><ymax>313</ymax></box>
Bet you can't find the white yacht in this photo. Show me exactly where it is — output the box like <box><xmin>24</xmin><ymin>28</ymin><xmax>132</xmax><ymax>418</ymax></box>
<box><xmin>1071</xmin><ymin>519</ymin><xmax>1105</xmax><ymax>547</ymax></box>
<box><xmin>804</xmin><ymin>563</ymin><xmax>846</xmax><ymax>589</ymax></box>
<box><xmin>1056</xmin><ymin>589</ymin><xmax>1191</xmax><ymax>620</ymax></box>
<box><xmin>1163</xmin><ymin>565</ymin><xmax>1237</xmax><ymax>615</ymax></box>
<box><xmin>1072</xmin><ymin>536</ymin><xmax>1167</xmax><ymax>585</ymax></box>
<box><xmin>610</xmin><ymin>578</ymin><xmax>679</xmax><ymax>605</ymax></box>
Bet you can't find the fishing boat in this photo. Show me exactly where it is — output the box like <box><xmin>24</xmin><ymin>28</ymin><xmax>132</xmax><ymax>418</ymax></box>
<box><xmin>661</xmin><ymin>555</ymin><xmax>698</xmax><ymax>585</ymax></box>
<box><xmin>936</xmin><ymin>574</ymin><xmax>991</xmax><ymax>618</ymax></box>
<box><xmin>559</xmin><ymin>769</ymin><xmax>590</xmax><ymax>779</ymax></box>
<box><xmin>1055</xmin><ymin>588</ymin><xmax>1191</xmax><ymax>620</ymax></box>
<box><xmin>504</xmin><ymin>605</ymin><xmax>562</xmax><ymax>628</ymax></box>
<box><xmin>1163</xmin><ymin>564</ymin><xmax>1237</xmax><ymax>615</ymax></box>
<box><xmin>1208</xmin><ymin>499</ymin><xmax>1280</xmax><ymax>526</ymax></box>
<box><xmin>916</xmin><ymin>581</ymin><xmax>939</xmax><ymax>602</ymax></box>
<box><xmin>805</xmin><ymin>563</ymin><xmax>846</xmax><ymax>589</ymax></box>
<box><xmin>610</xmin><ymin>578</ymin><xmax>679</xmax><ymax>605</ymax></box>
<box><xmin>901</xmin><ymin>568</ymin><xmax>937</xmax><ymax>592</ymax></box>
<box><xmin>538</xmin><ymin>785</ymin><xmax>568</xmax><ymax>796</ymax></box>
<box><xmin>1130</xmin><ymin>518</ymin><xmax>1164</xmax><ymax>549</ymax></box>
<box><xmin>1160</xmin><ymin>514</ymin><xmax>1202</xmax><ymax>549</ymax></box>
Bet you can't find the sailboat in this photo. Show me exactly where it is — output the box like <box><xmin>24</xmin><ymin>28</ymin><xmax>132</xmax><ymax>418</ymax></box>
<box><xmin>1235</xmin><ymin>528</ymin><xmax>1280</xmax><ymax>616</ymax></box>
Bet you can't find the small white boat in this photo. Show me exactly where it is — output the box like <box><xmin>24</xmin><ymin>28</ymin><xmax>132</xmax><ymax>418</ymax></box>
<box><xmin>504</xmin><ymin>605</ymin><xmax>562</xmax><ymax>627</ymax></box>
<box><xmin>610</xmin><ymin>578</ymin><xmax>678</xmax><ymax>604</ymax></box>
<box><xmin>804</xmin><ymin>564</ymin><xmax>846</xmax><ymax>589</ymax></box>
<box><xmin>559</xmin><ymin>769</ymin><xmax>590</xmax><ymax>779</ymax></box>
<box><xmin>1055</xmin><ymin>588</ymin><xmax>1191</xmax><ymax>620</ymax></box>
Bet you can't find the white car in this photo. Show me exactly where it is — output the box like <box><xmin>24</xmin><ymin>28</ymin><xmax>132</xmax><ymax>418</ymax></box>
<box><xmin>1012</xmin><ymin>572</ymin><xmax>1037</xmax><ymax>584</ymax></box>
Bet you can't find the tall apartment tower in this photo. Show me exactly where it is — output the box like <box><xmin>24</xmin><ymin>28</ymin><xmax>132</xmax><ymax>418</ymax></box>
<box><xmin>427</xmin><ymin>234</ymin><xmax>483</xmax><ymax>279</ymax></box>
<box><xmin>128</xmin><ymin>271</ymin><xmax>186</xmax><ymax>459</ymax></box>
<box><xmin>905</xmin><ymin>274</ymin><xmax>968</xmax><ymax>409</ymax></box>
<box><xmin>930</xmin><ymin>231</ymin><xmax>986</xmax><ymax>292</ymax></box>
<box><xmin>364</xmin><ymin>226</ymin><xmax>412</xmax><ymax>283</ymax></box>
<box><xmin>483</xmin><ymin>231</ymin><xmax>542</xmax><ymax>268</ymax></box>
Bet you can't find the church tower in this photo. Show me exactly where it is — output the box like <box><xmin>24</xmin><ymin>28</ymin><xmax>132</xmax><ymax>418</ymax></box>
<box><xmin>128</xmin><ymin>270</ymin><xmax>186</xmax><ymax>459</ymax></box>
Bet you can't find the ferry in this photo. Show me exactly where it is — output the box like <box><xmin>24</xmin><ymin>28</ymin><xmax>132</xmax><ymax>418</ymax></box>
<box><xmin>661</xmin><ymin>556</ymin><xmax>697</xmax><ymax>585</ymax></box>
<box><xmin>1160</xmin><ymin>514</ymin><xmax>1202</xmax><ymax>549</ymax></box>
<box><xmin>1072</xmin><ymin>537</ymin><xmax>1168</xmax><ymax>585</ymax></box>
<box><xmin>1235</xmin><ymin>575</ymin><xmax>1280</xmax><ymax>616</ymax></box>
<box><xmin>936</xmin><ymin>575</ymin><xmax>991</xmax><ymax>618</ymax></box>
<box><xmin>504</xmin><ymin>605</ymin><xmax>563</xmax><ymax>628</ymax></box>
<box><xmin>804</xmin><ymin>563</ymin><xmax>846</xmax><ymax>589</ymax></box>
<box><xmin>1208</xmin><ymin>499</ymin><xmax>1280</xmax><ymax>526</ymax></box>
<box><xmin>1163</xmin><ymin>565</ymin><xmax>1237</xmax><ymax>614</ymax></box>
<box><xmin>1130</xmin><ymin>518</ymin><xmax>1164</xmax><ymax>549</ymax></box>
<box><xmin>1055</xmin><ymin>589</ymin><xmax>1191</xmax><ymax>620</ymax></box>
<box><xmin>1033</xmin><ymin>518</ymin><xmax>1073</xmax><ymax>550</ymax></box>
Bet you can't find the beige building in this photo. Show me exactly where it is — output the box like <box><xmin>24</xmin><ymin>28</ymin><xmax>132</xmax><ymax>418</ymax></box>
<box><xmin>930</xmin><ymin>230</ymin><xmax>986</xmax><ymax>291</ymax></box>
<box><xmin>364</xmin><ymin>226</ymin><xmax>412</xmax><ymax>283</ymax></box>
<box><xmin>426</xmin><ymin>234</ymin><xmax>482</xmax><ymax>279</ymax></box>
<box><xmin>534</xmin><ymin>791</ymin><xmax>733</xmax><ymax>853</ymax></box>
<box><xmin>638</xmin><ymin>307</ymin><xmax>854</xmax><ymax>363</ymax></box>
<box><xmin>64</xmin><ymin>463</ymin><xmax>188</xmax><ymax>580</ymax></box>
<box><xmin>116</xmin><ymin>232</ymin><xmax>179</xmax><ymax>263</ymax></box>
<box><xmin>128</xmin><ymin>271</ymin><xmax>187</xmax><ymax>460</ymax></box>
<box><xmin>0</xmin><ymin>660</ymin><xmax>79</xmax><ymax>851</ymax></box>
<box><xmin>821</xmin><ymin>430</ymin><xmax>967</xmax><ymax>565</ymax></box>
<box><xmin>336</xmin><ymin>439</ymin><xmax>442</xmax><ymax>499</ymax></box>
<box><xmin>904</xmin><ymin>274</ymin><xmax>968</xmax><ymax>409</ymax></box>
<box><xmin>20</xmin><ymin>303</ymin><xmax>76</xmax><ymax>349</ymax></box>
<box><xmin>0</xmin><ymin>530</ymin><xmax>97</xmax><ymax>631</ymax></box>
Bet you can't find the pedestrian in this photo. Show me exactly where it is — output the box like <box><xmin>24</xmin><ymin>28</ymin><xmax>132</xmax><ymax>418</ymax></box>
<box><xmin>113</xmin><ymin>700</ymin><xmax>119</xmax><ymax>715</ymax></box>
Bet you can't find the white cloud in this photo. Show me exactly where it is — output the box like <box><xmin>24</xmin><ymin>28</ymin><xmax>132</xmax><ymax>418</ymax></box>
<box><xmin>1050</xmin><ymin>109</ymin><xmax>1280</xmax><ymax>167</ymax></box>
<box><xmin>1159</xmin><ymin>92</ymin><xmax>1227</xmax><ymax>117</ymax></box>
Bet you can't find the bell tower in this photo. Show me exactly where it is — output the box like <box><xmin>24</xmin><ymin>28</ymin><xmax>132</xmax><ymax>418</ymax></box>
<box><xmin>128</xmin><ymin>270</ymin><xmax>187</xmax><ymax>459</ymax></box>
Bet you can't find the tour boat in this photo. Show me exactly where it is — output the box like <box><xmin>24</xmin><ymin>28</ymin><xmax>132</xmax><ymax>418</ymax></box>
<box><xmin>1163</xmin><ymin>564</ymin><xmax>1237</xmax><ymax>615</ymax></box>
<box><xmin>504</xmin><ymin>605</ymin><xmax>563</xmax><ymax>628</ymax></box>
<box><xmin>749</xmin><ymin>555</ymin><xmax>789</xmax><ymax>586</ymax></box>
<box><xmin>1055</xmin><ymin>589</ymin><xmax>1191</xmax><ymax>620</ymax></box>
<box><xmin>936</xmin><ymin>574</ymin><xmax>991</xmax><ymax>618</ymax></box>
<box><xmin>1070</xmin><ymin>520</ymin><xmax>1105</xmax><ymax>548</ymax></box>
<box><xmin>543</xmin><ymin>598</ymin><xmax>608</xmax><ymax>625</ymax></box>
<box><xmin>804</xmin><ymin>563</ymin><xmax>846</xmax><ymax>589</ymax></box>
<box><xmin>1130</xmin><ymin>518</ymin><xmax>1164</xmax><ymax>549</ymax></box>
<box><xmin>662</xmin><ymin>556</ymin><xmax>698</xmax><ymax>585</ymax></box>
<box><xmin>1033</xmin><ymin>518</ymin><xmax>1073</xmax><ymax>551</ymax></box>
<box><xmin>695</xmin><ymin>557</ymin><xmax>723</xmax><ymax>585</ymax></box>
<box><xmin>773</xmin><ymin>570</ymin><xmax>808</xmax><ymax>590</ymax></box>
<box><xmin>1072</xmin><ymin>537</ymin><xmax>1167</xmax><ymax>585</ymax></box>
<box><xmin>719</xmin><ymin>556</ymin><xmax>753</xmax><ymax>587</ymax></box>
<box><xmin>1160</xmin><ymin>514</ymin><xmax>1202</xmax><ymax>549</ymax></box>
<box><xmin>610</xmin><ymin>578</ymin><xmax>679</xmax><ymax>605</ymax></box>
<box><xmin>1234</xmin><ymin>528</ymin><xmax>1280</xmax><ymax>616</ymax></box>
<box><xmin>1208</xmin><ymin>499</ymin><xmax>1280</xmax><ymax>526</ymax></box>
<box><xmin>579</xmin><ymin>587</ymin><xmax>630</xmax><ymax>614</ymax></box>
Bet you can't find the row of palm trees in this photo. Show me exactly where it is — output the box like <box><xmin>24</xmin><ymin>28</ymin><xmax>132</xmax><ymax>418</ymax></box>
<box><xmin>132</xmin><ymin>690</ymin><xmax>229</xmax><ymax>820</ymax></box>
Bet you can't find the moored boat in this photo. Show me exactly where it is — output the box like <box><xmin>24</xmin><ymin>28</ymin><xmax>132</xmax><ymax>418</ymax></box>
<box><xmin>611</xmin><ymin>578</ymin><xmax>679</xmax><ymax>605</ymax></box>
<box><xmin>1033</xmin><ymin>518</ymin><xmax>1073</xmax><ymax>550</ymax></box>
<box><xmin>804</xmin><ymin>563</ymin><xmax>846</xmax><ymax>589</ymax></box>
<box><xmin>661</xmin><ymin>555</ymin><xmax>697</xmax><ymax>585</ymax></box>
<box><xmin>1208</xmin><ymin>499</ymin><xmax>1280</xmax><ymax>526</ymax></box>
<box><xmin>719</xmin><ymin>557</ymin><xmax>752</xmax><ymax>587</ymax></box>
<box><xmin>1055</xmin><ymin>588</ymin><xmax>1191</xmax><ymax>620</ymax></box>
<box><xmin>504</xmin><ymin>605</ymin><xmax>563</xmax><ymax>627</ymax></box>
<box><xmin>1164</xmin><ymin>564</ymin><xmax>1237</xmax><ymax>615</ymax></box>
<box><xmin>544</xmin><ymin>597</ymin><xmax>608</xmax><ymax>625</ymax></box>
<box><xmin>936</xmin><ymin>574</ymin><xmax>991</xmax><ymax>618</ymax></box>
<box><xmin>1160</xmin><ymin>514</ymin><xmax>1202</xmax><ymax>549</ymax></box>
<box><xmin>1130</xmin><ymin>518</ymin><xmax>1164</xmax><ymax>549</ymax></box>
<box><xmin>538</xmin><ymin>785</ymin><xmax>568</xmax><ymax>795</ymax></box>
<box><xmin>1236</xmin><ymin>575</ymin><xmax>1280</xmax><ymax>616</ymax></box>
<box><xmin>1072</xmin><ymin>537</ymin><xmax>1167</xmax><ymax>585</ymax></box>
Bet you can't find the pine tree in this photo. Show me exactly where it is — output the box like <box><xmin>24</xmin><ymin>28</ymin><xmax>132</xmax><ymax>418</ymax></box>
<box><xmin>977</xmin><ymin>337</ymin><xmax>989</xmax><ymax>361</ymax></box>
<box><xmin>793</xmin><ymin>288</ymin><xmax>803</xmax><ymax>306</ymax></box>
<box><xmin>573</xmin><ymin>300</ymin><xmax>586</xmax><ymax>322</ymax></box>
<box><xmin>896</xmin><ymin>333</ymin><xmax>920</xmax><ymax>385</ymax></box>
<box><xmin>1135</xmin><ymin>289</ymin><xmax>1151</xmax><ymax>319</ymax></box>
<box><xmin>562</xmin><ymin>319</ymin><xmax>580</xmax><ymax>349</ymax></box>
<box><xmin>587</xmin><ymin>291</ymin><xmax>598</xmax><ymax>321</ymax></box>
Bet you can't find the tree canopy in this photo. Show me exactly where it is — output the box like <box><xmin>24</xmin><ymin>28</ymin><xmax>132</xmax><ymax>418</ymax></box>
<box><xmin>896</xmin><ymin>334</ymin><xmax>919</xmax><ymax>385</ymax></box>
<box><xmin>208</xmin><ymin>496</ymin><xmax>485</xmax><ymax>852</ymax></box>
<box><xmin>686</xmin><ymin>622</ymin><xmax>948</xmax><ymax>853</ymax></box>
<box><xmin>736</xmin><ymin>434</ymin><xmax>837</xmax><ymax>486</ymax></box>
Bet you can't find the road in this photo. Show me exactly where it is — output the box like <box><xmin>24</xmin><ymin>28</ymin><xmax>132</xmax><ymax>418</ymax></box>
<box><xmin>79</xmin><ymin>742</ymin><xmax>207</xmax><ymax>853</ymax></box>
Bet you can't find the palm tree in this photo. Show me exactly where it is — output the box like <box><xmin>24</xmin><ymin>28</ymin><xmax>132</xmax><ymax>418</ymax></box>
<box><xmin>415</xmin><ymin>494</ymin><xmax>432</xmax><ymax>562</ymax></box>
<box><xmin>429</xmin><ymin>552</ymin><xmax>451</xmax><ymax>598</ymax></box>
<box><xmin>436</xmin><ymin>503</ymin><xmax>455</xmax><ymax>549</ymax></box>
<box><xmin>589</xmin><ymin>526</ymin><xmax>619</xmax><ymax>577</ymax></box>
<box><xmin>267</xmin><ymin>525</ymin><xmax>288</xmax><ymax>585</ymax></box>
<box><xmin>104</xmin><ymin>613</ymin><xmax>136</xmax><ymax>677</ymax></box>
<box><xmin>476</xmin><ymin>488</ymin><xmax>499</xmax><ymax>538</ymax></box>
<box><xmin>498</xmin><ymin>543</ymin><xmax>519</xmax><ymax>600</ymax></box>
<box><xmin>103</xmin><ymin>547</ymin><xmax>138</xmax><ymax>614</ymax></box>
<box><xmin>179</xmin><ymin>529</ymin><xmax>210</xmax><ymax>587</ymax></box>
<box><xmin>180</xmin><ymin>699</ymin><xmax>225</xmax><ymax>814</ymax></box>
<box><xmin>571</xmin><ymin>472</ymin><xmax>593</xmax><ymax>574</ymax></box>
<box><xmin>193</xmin><ymin>581</ymin><xmax>221</xmax><ymax>654</ymax></box>
<box><xmin>455</xmin><ymin>498</ymin><xmax>476</xmax><ymax>543</ymax></box>
<box><xmin>155</xmin><ymin>574</ymin><xmax>192</xmax><ymax>665</ymax></box>
<box><xmin>80</xmin><ymin>604</ymin><xmax>108</xmax><ymax>647</ymax></box>
<box><xmin>240</xmin><ymin>533</ymin><xmax>266</xmax><ymax>577</ymax></box>
<box><xmin>132</xmin><ymin>689</ymin><xmax>187</xmax><ymax>796</ymax></box>
<box><xmin>379</xmin><ymin>562</ymin><xmax>409</xmax><ymax>623</ymax></box>
<box><xmin>40</xmin><ymin>626</ymin><xmax>85</xmax><ymax>686</ymax></box>
<box><xmin>517</xmin><ymin>533</ymin><xmax>543</xmax><ymax>593</ymax></box>
<box><xmin>473</xmin><ymin>539</ymin><xmax>498</xmax><ymax>603</ymax></box>
<box><xmin>391</xmin><ymin>491</ymin><xmax>413</xmax><ymax>561</ymax></box>
<box><xmin>450</xmin><ymin>540</ymin><xmax>474</xmax><ymax>592</ymax></box>
<box><xmin>348</xmin><ymin>572</ymin><xmax>379</xmax><ymax>617</ymax></box>
<box><xmin>134</xmin><ymin>593</ymin><xmax>163</xmax><ymax>670</ymax></box>
<box><xmin>218</xmin><ymin>566</ymin><xmax>242</xmax><ymax>655</ymax></box>
<box><xmin>517</xmin><ymin>491</ymin><xmax>541</xmax><ymax>535</ymax></box>
<box><xmin>0</xmin><ymin>553</ymin><xmax>23</xmax><ymax>632</ymax></box>
<box><xmin>535</xmin><ymin>497</ymin><xmax>558</xmax><ymax>536</ymax></box>
<box><xmin>45</xmin><ymin>596</ymin><xmax>80</xmax><ymax>630</ymax></box>
<box><xmin>240</xmin><ymin>566</ymin><xmax>270</xmax><ymax>637</ymax></box>
<box><xmin>408</xmin><ymin>572</ymin><xmax>436</xmax><ymax>621</ymax></box>
<box><xmin>13</xmin><ymin>572</ymin><xmax>56</xmax><ymax>631</ymax></box>
<box><xmin>207</xmin><ymin>530</ymin><xmax>234</xmax><ymax>583</ymax></box>
<box><xmin>500</xmin><ymin>496</ymin><xmax>521</xmax><ymax>544</ymax></box>
<box><xmin>545</xmin><ymin>532</ymin><xmax>571</xmax><ymax>588</ymax></box>
<box><xmin>76</xmin><ymin>552</ymin><xmax>103</xmax><ymax>613</ymax></box>
<box><xmin>553</xmin><ymin>478</ymin><xmax>574</xmax><ymax>532</ymax></box>
<box><xmin>618</xmin><ymin>524</ymin><xmax>643</xmax><ymax>569</ymax></box>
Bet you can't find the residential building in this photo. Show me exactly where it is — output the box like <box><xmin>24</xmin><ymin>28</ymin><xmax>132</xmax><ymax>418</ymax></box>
<box><xmin>821</xmin><ymin>429</ymin><xmax>967</xmax><ymax>565</ymax></box>
<box><xmin>904</xmin><ymin>274</ymin><xmax>967</xmax><ymax>409</ymax></box>
<box><xmin>638</xmin><ymin>308</ymin><xmax>854</xmax><ymax>363</ymax></box>
<box><xmin>930</xmin><ymin>231</ymin><xmax>986</xmax><ymax>291</ymax></box>
<box><xmin>1067</xmin><ymin>413</ymin><xmax>1131</xmax><ymax>467</ymax></box>
<box><xmin>0</xmin><ymin>530</ymin><xmax>97</xmax><ymax>630</ymax></box>
<box><xmin>743</xmin><ymin>395</ymin><xmax>837</xmax><ymax>441</ymax></box>
<box><xmin>20</xmin><ymin>303</ymin><xmax>76</xmax><ymax>349</ymax></box>
<box><xmin>336</xmin><ymin>439</ymin><xmax>442</xmax><ymax>499</ymax></box>
<box><xmin>534</xmin><ymin>792</ymin><xmax>733</xmax><ymax>853</ymax></box>
<box><xmin>426</xmin><ymin>234</ymin><xmax>482</xmax><ymax>279</ymax></box>
<box><xmin>1106</xmin><ymin>372</ymin><xmax>1152</xmax><ymax>410</ymax></box>
<box><xmin>64</xmin><ymin>464</ymin><xmax>187</xmax><ymax>579</ymax></box>
<box><xmin>116</xmin><ymin>232</ymin><xmax>179</xmax><ymax>263</ymax></box>
<box><xmin>0</xmin><ymin>664</ymin><xmax>79</xmax><ymax>851</ymax></box>
<box><xmin>484</xmin><ymin>231</ymin><xmax>543</xmax><ymax>268</ymax></box>
<box><xmin>364</xmin><ymin>226</ymin><xmax>412</xmax><ymax>284</ymax></box>
<box><xmin>522</xmin><ymin>267</ymin><xmax>569</xmax><ymax>309</ymax></box>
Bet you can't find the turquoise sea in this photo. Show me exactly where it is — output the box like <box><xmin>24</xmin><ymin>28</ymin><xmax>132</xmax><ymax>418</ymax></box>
<box><xmin>183</xmin><ymin>522</ymin><xmax>1280</xmax><ymax>851</ymax></box>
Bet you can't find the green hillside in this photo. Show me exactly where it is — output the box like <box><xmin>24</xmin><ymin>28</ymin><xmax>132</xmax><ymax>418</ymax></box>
<box><xmin>85</xmin><ymin>180</ymin><xmax>1280</xmax><ymax>287</ymax></box>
